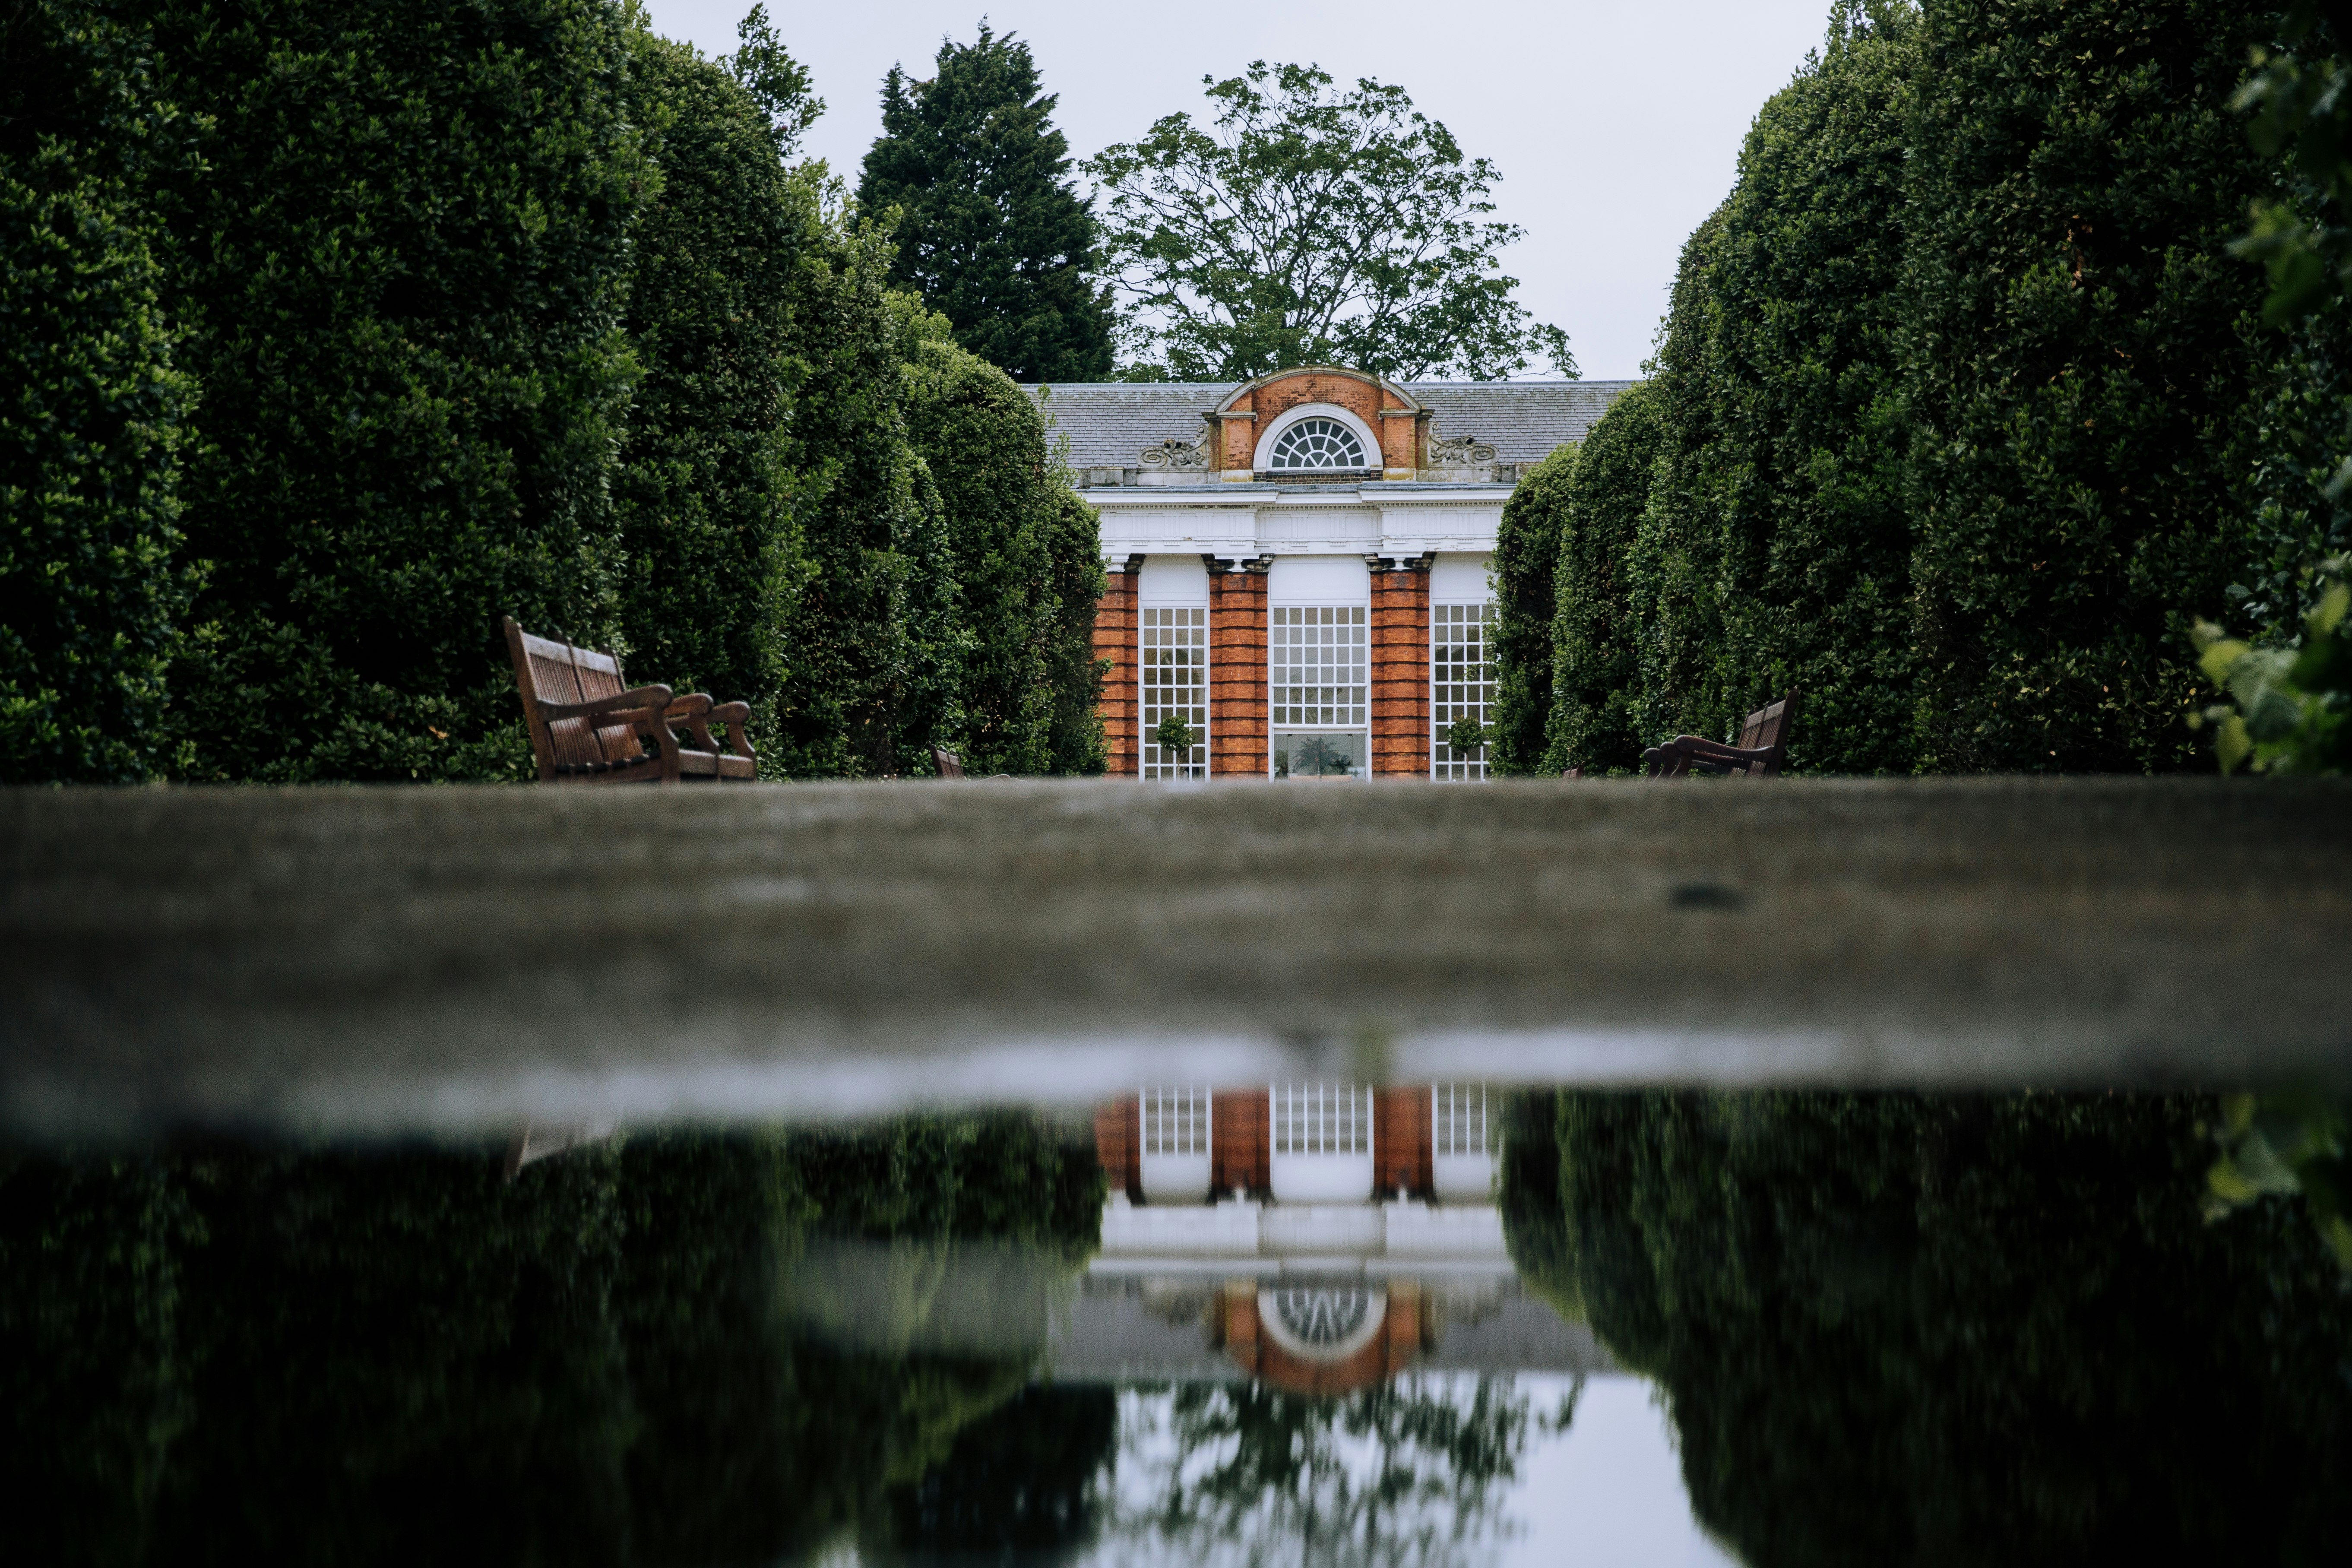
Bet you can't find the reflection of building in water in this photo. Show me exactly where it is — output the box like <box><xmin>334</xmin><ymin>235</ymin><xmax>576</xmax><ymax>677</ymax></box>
<box><xmin>1060</xmin><ymin>1084</ymin><xmax>1613</xmax><ymax>1396</ymax></box>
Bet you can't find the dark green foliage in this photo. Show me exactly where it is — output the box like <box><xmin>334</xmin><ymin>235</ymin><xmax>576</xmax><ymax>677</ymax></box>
<box><xmin>902</xmin><ymin>330</ymin><xmax>1060</xmax><ymax>773</ymax></box>
<box><xmin>1488</xmin><ymin>443</ymin><xmax>1571</xmax><ymax>773</ymax></box>
<box><xmin>1689</xmin><ymin>9</ymin><xmax>1918</xmax><ymax>773</ymax></box>
<box><xmin>867</xmin><ymin>1384</ymin><xmax>1117</xmax><ymax>1560</ymax></box>
<box><xmin>858</xmin><ymin>25</ymin><xmax>1113</xmax><ymax>383</ymax></box>
<box><xmin>1</xmin><ymin>2</ymin><xmax>194</xmax><ymax>782</ymax></box>
<box><xmin>611</xmin><ymin>27</ymin><xmax>807</xmax><ymax>759</ymax></box>
<box><xmin>1491</xmin><ymin>1</ymin><xmax>2282</xmax><ymax>776</ymax></box>
<box><xmin>138</xmin><ymin>0</ymin><xmax>646</xmax><ymax>783</ymax></box>
<box><xmin>770</xmin><ymin>190</ymin><xmax>967</xmax><ymax>779</ymax></box>
<box><xmin>1625</xmin><ymin>206</ymin><xmax>1736</xmax><ymax>754</ymax></box>
<box><xmin>1544</xmin><ymin>380</ymin><xmax>1666</xmax><ymax>774</ymax></box>
<box><xmin>0</xmin><ymin>1110</ymin><xmax>1104</xmax><ymax>1562</ymax></box>
<box><xmin>1041</xmin><ymin>486</ymin><xmax>1109</xmax><ymax>774</ymax></box>
<box><xmin>1902</xmin><ymin>0</ymin><xmax>2273</xmax><ymax>772</ymax></box>
<box><xmin>1501</xmin><ymin>1090</ymin><xmax>2352</xmax><ymax>1565</ymax></box>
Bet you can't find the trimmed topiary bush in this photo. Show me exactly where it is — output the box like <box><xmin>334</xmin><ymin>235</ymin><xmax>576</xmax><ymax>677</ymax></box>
<box><xmin>1544</xmin><ymin>379</ymin><xmax>1666</xmax><ymax>776</ymax></box>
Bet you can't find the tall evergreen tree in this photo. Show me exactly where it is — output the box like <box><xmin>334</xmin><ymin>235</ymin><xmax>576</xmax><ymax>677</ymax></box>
<box><xmin>857</xmin><ymin>25</ymin><xmax>1113</xmax><ymax>383</ymax></box>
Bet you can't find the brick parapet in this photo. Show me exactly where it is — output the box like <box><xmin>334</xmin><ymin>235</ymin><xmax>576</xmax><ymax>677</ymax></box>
<box><xmin>1209</xmin><ymin>568</ymin><xmax>1268</xmax><ymax>776</ymax></box>
<box><xmin>1370</xmin><ymin>567</ymin><xmax>1431</xmax><ymax>776</ymax></box>
<box><xmin>1093</xmin><ymin>566</ymin><xmax>1140</xmax><ymax>775</ymax></box>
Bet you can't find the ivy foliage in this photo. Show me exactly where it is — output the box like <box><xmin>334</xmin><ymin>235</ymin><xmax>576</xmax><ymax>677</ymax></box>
<box><xmin>613</xmin><ymin>16</ymin><xmax>816</xmax><ymax>766</ymax></box>
<box><xmin>0</xmin><ymin>1</ymin><xmax>196</xmax><ymax>783</ymax></box>
<box><xmin>138</xmin><ymin>0</ymin><xmax>648</xmax><ymax>783</ymax></box>
<box><xmin>1500</xmin><ymin>1089</ymin><xmax>2352</xmax><ymax>1565</ymax></box>
<box><xmin>858</xmin><ymin>24</ymin><xmax>1114</xmax><ymax>384</ymax></box>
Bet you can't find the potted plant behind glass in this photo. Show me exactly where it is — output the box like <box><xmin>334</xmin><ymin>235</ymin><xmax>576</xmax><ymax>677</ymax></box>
<box><xmin>1153</xmin><ymin>714</ymin><xmax>1197</xmax><ymax>777</ymax></box>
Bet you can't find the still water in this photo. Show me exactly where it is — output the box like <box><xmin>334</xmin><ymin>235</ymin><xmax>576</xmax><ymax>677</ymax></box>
<box><xmin>4</xmin><ymin>1090</ymin><xmax>2346</xmax><ymax>1566</ymax></box>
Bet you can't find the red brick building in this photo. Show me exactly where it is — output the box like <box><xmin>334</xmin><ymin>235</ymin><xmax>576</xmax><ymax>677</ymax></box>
<box><xmin>1033</xmin><ymin>366</ymin><xmax>1635</xmax><ymax>780</ymax></box>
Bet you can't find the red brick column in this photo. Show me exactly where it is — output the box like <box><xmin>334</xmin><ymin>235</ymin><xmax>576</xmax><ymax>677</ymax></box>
<box><xmin>1371</xmin><ymin>563</ymin><xmax>1430</xmax><ymax>776</ymax></box>
<box><xmin>1094</xmin><ymin>563</ymin><xmax>1140</xmax><ymax>775</ymax></box>
<box><xmin>1209</xmin><ymin>566</ymin><xmax>1268</xmax><ymax>776</ymax></box>
<box><xmin>1212</xmin><ymin>1088</ymin><xmax>1269</xmax><ymax>1196</ymax></box>
<box><xmin>1375</xmin><ymin>1085</ymin><xmax>1433</xmax><ymax>1197</ymax></box>
<box><xmin>1093</xmin><ymin>1095</ymin><xmax>1140</xmax><ymax>1201</ymax></box>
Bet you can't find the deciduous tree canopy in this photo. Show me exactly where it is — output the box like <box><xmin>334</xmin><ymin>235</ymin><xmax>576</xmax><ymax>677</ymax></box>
<box><xmin>1086</xmin><ymin>61</ymin><xmax>1573</xmax><ymax>383</ymax></box>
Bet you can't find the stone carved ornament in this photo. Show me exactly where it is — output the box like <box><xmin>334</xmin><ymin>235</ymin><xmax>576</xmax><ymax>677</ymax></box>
<box><xmin>1427</xmin><ymin>433</ymin><xmax>1497</xmax><ymax>467</ymax></box>
<box><xmin>1139</xmin><ymin>437</ymin><xmax>1209</xmax><ymax>470</ymax></box>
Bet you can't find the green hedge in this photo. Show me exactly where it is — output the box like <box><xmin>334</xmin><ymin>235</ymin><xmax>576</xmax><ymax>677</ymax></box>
<box><xmin>612</xmin><ymin>27</ymin><xmax>807</xmax><ymax>761</ymax></box>
<box><xmin>1502</xmin><ymin>1089</ymin><xmax>2352</xmax><ymax>1564</ymax></box>
<box><xmin>1902</xmin><ymin>0</ymin><xmax>2273</xmax><ymax>772</ymax></box>
<box><xmin>142</xmin><ymin>0</ymin><xmax>647</xmax><ymax>783</ymax></box>
<box><xmin>0</xmin><ymin>3</ymin><xmax>195</xmax><ymax>783</ymax></box>
<box><xmin>768</xmin><ymin>198</ymin><xmax>966</xmax><ymax>779</ymax></box>
<box><xmin>1542</xmin><ymin>380</ymin><xmax>1665</xmax><ymax>775</ymax></box>
<box><xmin>1488</xmin><ymin>443</ymin><xmax>1570</xmax><ymax>773</ymax></box>
<box><xmin>1497</xmin><ymin>0</ymin><xmax>2282</xmax><ymax>776</ymax></box>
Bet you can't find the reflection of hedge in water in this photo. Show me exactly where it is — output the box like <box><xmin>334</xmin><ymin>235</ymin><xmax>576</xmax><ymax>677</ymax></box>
<box><xmin>0</xmin><ymin>1111</ymin><xmax>1102</xmax><ymax>1565</ymax></box>
<box><xmin>1499</xmin><ymin>1090</ymin><xmax>2352</xmax><ymax>1567</ymax></box>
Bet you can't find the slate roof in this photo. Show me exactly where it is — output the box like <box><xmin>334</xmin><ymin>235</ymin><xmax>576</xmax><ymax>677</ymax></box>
<box><xmin>1024</xmin><ymin>379</ymin><xmax>1639</xmax><ymax>469</ymax></box>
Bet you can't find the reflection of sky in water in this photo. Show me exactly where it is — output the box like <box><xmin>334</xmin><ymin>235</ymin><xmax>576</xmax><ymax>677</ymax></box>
<box><xmin>874</xmin><ymin>1373</ymin><xmax>1729</xmax><ymax>1568</ymax></box>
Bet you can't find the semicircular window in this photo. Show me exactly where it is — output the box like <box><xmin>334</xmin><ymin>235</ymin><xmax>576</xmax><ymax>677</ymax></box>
<box><xmin>1270</xmin><ymin>1286</ymin><xmax>1371</xmax><ymax>1346</ymax></box>
<box><xmin>1267</xmin><ymin>417</ymin><xmax>1368</xmax><ymax>470</ymax></box>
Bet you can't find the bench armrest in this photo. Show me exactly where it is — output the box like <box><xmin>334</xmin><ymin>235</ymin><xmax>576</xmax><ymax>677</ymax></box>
<box><xmin>533</xmin><ymin>684</ymin><xmax>676</xmax><ymax>722</ymax></box>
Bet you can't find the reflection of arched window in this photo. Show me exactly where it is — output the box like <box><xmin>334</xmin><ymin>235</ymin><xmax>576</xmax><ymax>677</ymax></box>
<box><xmin>1270</xmin><ymin>1287</ymin><xmax>1369</xmax><ymax>1347</ymax></box>
<box><xmin>1267</xmin><ymin>417</ymin><xmax>1368</xmax><ymax>469</ymax></box>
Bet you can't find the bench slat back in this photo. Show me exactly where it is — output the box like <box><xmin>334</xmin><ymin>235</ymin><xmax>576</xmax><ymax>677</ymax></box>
<box><xmin>1731</xmin><ymin>692</ymin><xmax>1798</xmax><ymax>778</ymax></box>
<box><xmin>506</xmin><ymin>621</ymin><xmax>645</xmax><ymax>774</ymax></box>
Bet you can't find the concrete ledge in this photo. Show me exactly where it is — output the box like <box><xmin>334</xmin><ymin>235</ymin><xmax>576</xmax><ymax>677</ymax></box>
<box><xmin>3</xmin><ymin>777</ymin><xmax>2349</xmax><ymax>1133</ymax></box>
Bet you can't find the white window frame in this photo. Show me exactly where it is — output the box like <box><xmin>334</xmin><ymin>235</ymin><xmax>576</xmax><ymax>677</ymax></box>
<box><xmin>1430</xmin><ymin>598</ymin><xmax>1496</xmax><ymax>780</ymax></box>
<box><xmin>1139</xmin><ymin>1086</ymin><xmax>1213</xmax><ymax>1204</ymax></box>
<box><xmin>1268</xmin><ymin>603</ymin><xmax>1370</xmax><ymax>779</ymax></box>
<box><xmin>1431</xmin><ymin>1083</ymin><xmax>1496</xmax><ymax>1204</ymax></box>
<box><xmin>1268</xmin><ymin>1083</ymin><xmax>1376</xmax><ymax>1204</ymax></box>
<box><xmin>1140</xmin><ymin>604</ymin><xmax>1208</xmax><ymax>779</ymax></box>
<box><xmin>1252</xmin><ymin>402</ymin><xmax>1383</xmax><ymax>473</ymax></box>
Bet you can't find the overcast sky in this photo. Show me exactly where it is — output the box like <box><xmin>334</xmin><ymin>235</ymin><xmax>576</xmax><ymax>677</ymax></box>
<box><xmin>639</xmin><ymin>1</ymin><xmax>1837</xmax><ymax>380</ymax></box>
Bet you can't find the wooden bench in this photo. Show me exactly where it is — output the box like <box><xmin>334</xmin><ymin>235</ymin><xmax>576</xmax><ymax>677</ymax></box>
<box><xmin>932</xmin><ymin>746</ymin><xmax>965</xmax><ymax>779</ymax></box>
<box><xmin>1644</xmin><ymin>691</ymin><xmax>1798</xmax><ymax>779</ymax></box>
<box><xmin>504</xmin><ymin>616</ymin><xmax>756</xmax><ymax>784</ymax></box>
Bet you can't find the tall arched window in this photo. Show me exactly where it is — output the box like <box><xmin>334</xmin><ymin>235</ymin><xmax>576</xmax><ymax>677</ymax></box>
<box><xmin>1266</xmin><ymin>417</ymin><xmax>1368</xmax><ymax>470</ymax></box>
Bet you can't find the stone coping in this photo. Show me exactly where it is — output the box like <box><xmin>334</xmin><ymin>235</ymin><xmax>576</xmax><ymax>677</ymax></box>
<box><xmin>3</xmin><ymin>777</ymin><xmax>2347</xmax><ymax>1134</ymax></box>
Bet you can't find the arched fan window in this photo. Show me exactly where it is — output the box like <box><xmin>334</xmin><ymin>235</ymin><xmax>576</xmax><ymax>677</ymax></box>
<box><xmin>1269</xmin><ymin>1287</ymin><xmax>1371</xmax><ymax>1346</ymax></box>
<box><xmin>1267</xmin><ymin>417</ymin><xmax>1368</xmax><ymax>470</ymax></box>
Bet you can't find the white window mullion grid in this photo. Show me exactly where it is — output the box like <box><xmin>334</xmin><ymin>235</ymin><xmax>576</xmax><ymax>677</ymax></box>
<box><xmin>1140</xmin><ymin>605</ymin><xmax>1207</xmax><ymax>779</ymax></box>
<box><xmin>1431</xmin><ymin>601</ymin><xmax>1496</xmax><ymax>780</ymax></box>
<box><xmin>1270</xmin><ymin>606</ymin><xmax>1368</xmax><ymax>728</ymax></box>
<box><xmin>1432</xmin><ymin>1083</ymin><xmax>1489</xmax><ymax>1157</ymax></box>
<box><xmin>1272</xmin><ymin>1083</ymin><xmax>1371</xmax><ymax>1156</ymax></box>
<box><xmin>1142</xmin><ymin>1086</ymin><xmax>1211</xmax><ymax>1156</ymax></box>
